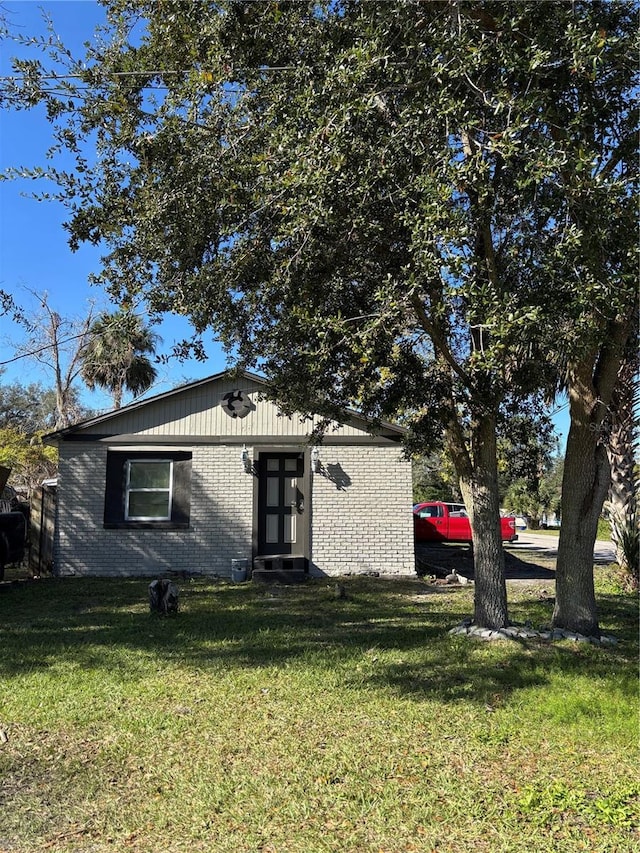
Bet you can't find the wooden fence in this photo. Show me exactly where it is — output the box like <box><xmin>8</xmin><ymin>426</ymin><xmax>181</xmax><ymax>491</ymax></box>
<box><xmin>30</xmin><ymin>483</ymin><xmax>57</xmax><ymax>576</ymax></box>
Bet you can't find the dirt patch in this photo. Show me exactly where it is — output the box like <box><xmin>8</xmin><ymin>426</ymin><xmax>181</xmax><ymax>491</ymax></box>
<box><xmin>415</xmin><ymin>543</ymin><xmax>556</xmax><ymax>582</ymax></box>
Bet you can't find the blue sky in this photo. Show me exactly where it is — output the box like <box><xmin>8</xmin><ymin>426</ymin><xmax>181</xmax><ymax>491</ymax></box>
<box><xmin>0</xmin><ymin>1</ymin><xmax>227</xmax><ymax>412</ymax></box>
<box><xmin>0</xmin><ymin>1</ymin><xmax>569</xmax><ymax>444</ymax></box>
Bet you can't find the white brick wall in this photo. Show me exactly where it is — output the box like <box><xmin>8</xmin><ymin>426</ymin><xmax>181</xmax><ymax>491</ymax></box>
<box><xmin>55</xmin><ymin>442</ymin><xmax>414</xmax><ymax>578</ymax></box>
<box><xmin>309</xmin><ymin>445</ymin><xmax>414</xmax><ymax>576</ymax></box>
<box><xmin>56</xmin><ymin>444</ymin><xmax>254</xmax><ymax>577</ymax></box>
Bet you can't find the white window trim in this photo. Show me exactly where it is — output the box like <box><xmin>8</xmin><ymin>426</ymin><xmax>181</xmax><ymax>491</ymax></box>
<box><xmin>125</xmin><ymin>459</ymin><xmax>174</xmax><ymax>521</ymax></box>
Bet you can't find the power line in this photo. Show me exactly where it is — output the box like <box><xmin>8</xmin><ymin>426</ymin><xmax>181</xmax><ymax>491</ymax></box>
<box><xmin>0</xmin><ymin>330</ymin><xmax>89</xmax><ymax>367</ymax></box>
<box><xmin>0</xmin><ymin>307</ymin><xmax>157</xmax><ymax>367</ymax></box>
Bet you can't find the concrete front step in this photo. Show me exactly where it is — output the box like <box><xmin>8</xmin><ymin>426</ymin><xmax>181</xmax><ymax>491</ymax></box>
<box><xmin>252</xmin><ymin>569</ymin><xmax>308</xmax><ymax>585</ymax></box>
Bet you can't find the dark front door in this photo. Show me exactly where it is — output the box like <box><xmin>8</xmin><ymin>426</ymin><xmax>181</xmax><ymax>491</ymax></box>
<box><xmin>257</xmin><ymin>452</ymin><xmax>306</xmax><ymax>556</ymax></box>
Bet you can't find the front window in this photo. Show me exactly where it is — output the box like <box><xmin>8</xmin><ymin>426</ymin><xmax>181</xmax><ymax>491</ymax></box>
<box><xmin>125</xmin><ymin>460</ymin><xmax>173</xmax><ymax>520</ymax></box>
<box><xmin>418</xmin><ymin>505</ymin><xmax>443</xmax><ymax>518</ymax></box>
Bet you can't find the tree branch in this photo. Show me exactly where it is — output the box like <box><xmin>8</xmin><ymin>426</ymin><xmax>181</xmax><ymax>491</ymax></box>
<box><xmin>409</xmin><ymin>292</ymin><xmax>472</xmax><ymax>387</ymax></box>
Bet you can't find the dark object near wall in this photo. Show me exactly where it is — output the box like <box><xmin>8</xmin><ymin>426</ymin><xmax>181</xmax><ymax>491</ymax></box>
<box><xmin>148</xmin><ymin>578</ymin><xmax>179</xmax><ymax>615</ymax></box>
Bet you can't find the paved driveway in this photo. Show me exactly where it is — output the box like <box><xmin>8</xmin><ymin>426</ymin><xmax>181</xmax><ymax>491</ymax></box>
<box><xmin>416</xmin><ymin>533</ymin><xmax>616</xmax><ymax>583</ymax></box>
<box><xmin>506</xmin><ymin>532</ymin><xmax>616</xmax><ymax>564</ymax></box>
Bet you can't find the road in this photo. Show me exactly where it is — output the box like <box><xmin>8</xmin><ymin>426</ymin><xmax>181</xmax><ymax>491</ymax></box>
<box><xmin>506</xmin><ymin>531</ymin><xmax>616</xmax><ymax>564</ymax></box>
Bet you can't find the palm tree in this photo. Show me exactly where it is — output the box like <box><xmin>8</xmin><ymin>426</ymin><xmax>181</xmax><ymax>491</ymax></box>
<box><xmin>80</xmin><ymin>311</ymin><xmax>159</xmax><ymax>409</ymax></box>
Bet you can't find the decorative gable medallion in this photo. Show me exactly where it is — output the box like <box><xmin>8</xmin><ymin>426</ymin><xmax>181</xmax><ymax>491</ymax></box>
<box><xmin>221</xmin><ymin>390</ymin><xmax>254</xmax><ymax>419</ymax></box>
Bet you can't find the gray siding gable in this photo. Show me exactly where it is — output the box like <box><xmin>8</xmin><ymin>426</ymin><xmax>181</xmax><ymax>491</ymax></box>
<box><xmin>46</xmin><ymin>370</ymin><xmax>405</xmax><ymax>445</ymax></box>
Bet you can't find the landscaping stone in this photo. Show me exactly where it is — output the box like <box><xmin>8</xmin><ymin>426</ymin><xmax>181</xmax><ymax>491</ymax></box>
<box><xmin>449</xmin><ymin>619</ymin><xmax>619</xmax><ymax>646</ymax></box>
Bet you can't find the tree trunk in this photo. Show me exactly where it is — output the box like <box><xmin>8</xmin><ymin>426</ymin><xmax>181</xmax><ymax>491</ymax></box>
<box><xmin>113</xmin><ymin>383</ymin><xmax>123</xmax><ymax>410</ymax></box>
<box><xmin>458</xmin><ymin>412</ymin><xmax>509</xmax><ymax>630</ymax></box>
<box><xmin>553</xmin><ymin>413</ymin><xmax>609</xmax><ymax>637</ymax></box>
<box><xmin>553</xmin><ymin>322</ymin><xmax>632</xmax><ymax>636</ymax></box>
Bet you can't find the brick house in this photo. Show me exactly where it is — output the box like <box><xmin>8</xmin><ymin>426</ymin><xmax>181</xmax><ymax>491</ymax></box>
<box><xmin>44</xmin><ymin>371</ymin><xmax>414</xmax><ymax>580</ymax></box>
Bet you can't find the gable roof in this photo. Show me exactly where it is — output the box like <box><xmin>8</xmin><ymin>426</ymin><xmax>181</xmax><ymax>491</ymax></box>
<box><xmin>45</xmin><ymin>369</ymin><xmax>406</xmax><ymax>445</ymax></box>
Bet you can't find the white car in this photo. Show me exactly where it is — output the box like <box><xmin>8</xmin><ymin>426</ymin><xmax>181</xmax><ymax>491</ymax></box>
<box><xmin>501</xmin><ymin>510</ymin><xmax>528</xmax><ymax>531</ymax></box>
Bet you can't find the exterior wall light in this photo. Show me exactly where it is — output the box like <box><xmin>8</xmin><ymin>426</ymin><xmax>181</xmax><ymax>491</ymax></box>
<box><xmin>241</xmin><ymin>445</ymin><xmax>252</xmax><ymax>473</ymax></box>
<box><xmin>310</xmin><ymin>446</ymin><xmax>320</xmax><ymax>474</ymax></box>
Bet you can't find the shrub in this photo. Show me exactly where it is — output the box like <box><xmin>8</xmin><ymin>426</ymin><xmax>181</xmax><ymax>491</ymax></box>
<box><xmin>610</xmin><ymin>506</ymin><xmax>639</xmax><ymax>591</ymax></box>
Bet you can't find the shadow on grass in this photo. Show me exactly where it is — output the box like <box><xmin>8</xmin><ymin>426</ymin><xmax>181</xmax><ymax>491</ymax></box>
<box><xmin>416</xmin><ymin>543</ymin><xmax>557</xmax><ymax>580</ymax></box>
<box><xmin>0</xmin><ymin>575</ymin><xmax>637</xmax><ymax>708</ymax></box>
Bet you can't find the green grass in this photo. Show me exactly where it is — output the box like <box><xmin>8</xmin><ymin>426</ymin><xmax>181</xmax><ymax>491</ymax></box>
<box><xmin>528</xmin><ymin>521</ymin><xmax>612</xmax><ymax>541</ymax></box>
<box><xmin>0</xmin><ymin>566</ymin><xmax>637</xmax><ymax>853</ymax></box>
<box><xmin>597</xmin><ymin>517</ymin><xmax>613</xmax><ymax>541</ymax></box>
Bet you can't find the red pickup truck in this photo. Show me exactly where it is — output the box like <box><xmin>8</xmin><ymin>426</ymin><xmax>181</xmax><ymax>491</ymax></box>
<box><xmin>413</xmin><ymin>501</ymin><xmax>518</xmax><ymax>543</ymax></box>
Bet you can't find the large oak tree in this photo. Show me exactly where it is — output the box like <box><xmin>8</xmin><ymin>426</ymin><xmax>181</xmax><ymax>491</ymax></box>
<box><xmin>3</xmin><ymin>1</ymin><xmax>637</xmax><ymax>631</ymax></box>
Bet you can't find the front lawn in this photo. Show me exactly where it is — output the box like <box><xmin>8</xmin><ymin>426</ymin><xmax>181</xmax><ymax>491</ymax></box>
<box><xmin>0</xmin><ymin>567</ymin><xmax>637</xmax><ymax>853</ymax></box>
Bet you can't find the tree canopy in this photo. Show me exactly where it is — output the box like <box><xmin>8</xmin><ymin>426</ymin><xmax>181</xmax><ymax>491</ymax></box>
<box><xmin>0</xmin><ymin>428</ymin><xmax>57</xmax><ymax>494</ymax></box>
<box><xmin>80</xmin><ymin>310</ymin><xmax>159</xmax><ymax>409</ymax></box>
<box><xmin>5</xmin><ymin>1</ymin><xmax>636</xmax><ymax>417</ymax></box>
<box><xmin>0</xmin><ymin>376</ymin><xmax>58</xmax><ymax>433</ymax></box>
